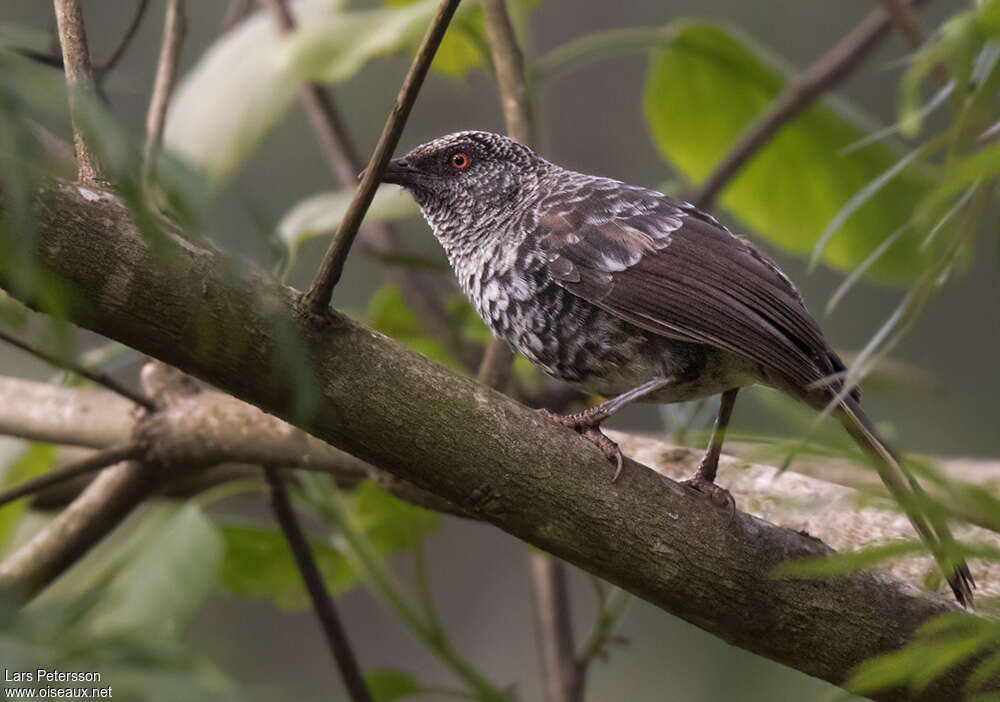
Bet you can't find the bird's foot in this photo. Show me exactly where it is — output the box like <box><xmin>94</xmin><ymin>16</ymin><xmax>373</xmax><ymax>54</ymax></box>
<box><xmin>681</xmin><ymin>464</ymin><xmax>735</xmax><ymax>517</ymax></box>
<box><xmin>538</xmin><ymin>408</ymin><xmax>624</xmax><ymax>482</ymax></box>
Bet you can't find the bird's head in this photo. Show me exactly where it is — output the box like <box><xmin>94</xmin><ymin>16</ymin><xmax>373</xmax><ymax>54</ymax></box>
<box><xmin>383</xmin><ymin>131</ymin><xmax>548</xmax><ymax>245</ymax></box>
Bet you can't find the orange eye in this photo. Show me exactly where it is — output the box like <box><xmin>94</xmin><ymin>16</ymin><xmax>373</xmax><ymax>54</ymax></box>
<box><xmin>450</xmin><ymin>152</ymin><xmax>470</xmax><ymax>169</ymax></box>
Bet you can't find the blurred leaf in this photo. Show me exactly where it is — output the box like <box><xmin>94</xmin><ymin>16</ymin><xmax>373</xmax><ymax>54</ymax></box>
<box><xmin>164</xmin><ymin>0</ymin><xmax>344</xmax><ymax>188</ymax></box>
<box><xmin>218</xmin><ymin>524</ymin><xmax>356</xmax><ymax>609</ymax></box>
<box><xmin>0</xmin><ymin>443</ymin><xmax>56</xmax><ymax>554</ymax></box>
<box><xmin>643</xmin><ymin>22</ymin><xmax>934</xmax><ymax>283</ymax></box>
<box><xmin>367</xmin><ymin>284</ymin><xmax>463</xmax><ymax>369</ymax></box>
<box><xmin>364</xmin><ymin>669</ymin><xmax>420</xmax><ymax>702</ymax></box>
<box><xmin>772</xmin><ymin>540</ymin><xmax>926</xmax><ymax>579</ymax></box>
<box><xmin>84</xmin><ymin>503</ymin><xmax>223</xmax><ymax>637</ymax></box>
<box><xmin>283</xmin><ymin>0</ymin><xmax>477</xmax><ymax>83</ymax></box>
<box><xmin>384</xmin><ymin>0</ymin><xmax>487</xmax><ymax>77</ymax></box>
<box><xmin>0</xmin><ymin>24</ymin><xmax>52</xmax><ymax>54</ymax></box>
<box><xmin>348</xmin><ymin>480</ymin><xmax>441</xmax><ymax>555</ymax></box>
<box><xmin>277</xmin><ymin>185</ymin><xmax>419</xmax><ymax>273</ymax></box>
<box><xmin>849</xmin><ymin>613</ymin><xmax>1000</xmax><ymax>696</ymax></box>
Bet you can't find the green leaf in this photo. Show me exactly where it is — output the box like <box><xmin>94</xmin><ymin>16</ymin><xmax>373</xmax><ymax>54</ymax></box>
<box><xmin>84</xmin><ymin>503</ymin><xmax>223</xmax><ymax>636</ymax></box>
<box><xmin>771</xmin><ymin>540</ymin><xmax>926</xmax><ymax>579</ymax></box>
<box><xmin>367</xmin><ymin>284</ymin><xmax>463</xmax><ymax>369</ymax></box>
<box><xmin>643</xmin><ymin>22</ymin><xmax>935</xmax><ymax>283</ymax></box>
<box><xmin>164</xmin><ymin>0</ymin><xmax>344</xmax><ymax>188</ymax></box>
<box><xmin>277</xmin><ymin>185</ymin><xmax>419</xmax><ymax>272</ymax></box>
<box><xmin>364</xmin><ymin>669</ymin><xmax>420</xmax><ymax>702</ymax></box>
<box><xmin>0</xmin><ymin>443</ymin><xmax>57</xmax><ymax>554</ymax></box>
<box><xmin>348</xmin><ymin>480</ymin><xmax>441</xmax><ymax>555</ymax></box>
<box><xmin>218</xmin><ymin>524</ymin><xmax>356</xmax><ymax>609</ymax></box>
<box><xmin>283</xmin><ymin>0</ymin><xmax>477</xmax><ymax>83</ymax></box>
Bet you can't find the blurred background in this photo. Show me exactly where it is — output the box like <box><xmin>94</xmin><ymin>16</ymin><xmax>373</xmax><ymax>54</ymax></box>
<box><xmin>1</xmin><ymin>0</ymin><xmax>997</xmax><ymax>700</ymax></box>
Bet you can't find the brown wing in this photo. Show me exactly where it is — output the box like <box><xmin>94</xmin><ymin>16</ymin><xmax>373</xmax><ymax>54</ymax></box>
<box><xmin>528</xmin><ymin>178</ymin><xmax>850</xmax><ymax>394</ymax></box>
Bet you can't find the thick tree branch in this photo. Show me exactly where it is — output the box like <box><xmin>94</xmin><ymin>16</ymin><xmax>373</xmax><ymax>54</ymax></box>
<box><xmin>691</xmin><ymin>0</ymin><xmax>928</xmax><ymax>209</ymax></box>
<box><xmin>303</xmin><ymin>0</ymin><xmax>462</xmax><ymax>314</ymax></box>
<box><xmin>7</xmin><ymin>182</ymin><xmax>1000</xmax><ymax>698</ymax></box>
<box><xmin>0</xmin><ymin>376</ymin><xmax>137</xmax><ymax>447</ymax></box>
<box><xmin>0</xmin><ymin>458</ymin><xmax>155</xmax><ymax>603</ymax></box>
<box><xmin>52</xmin><ymin>0</ymin><xmax>104</xmax><ymax>184</ymax></box>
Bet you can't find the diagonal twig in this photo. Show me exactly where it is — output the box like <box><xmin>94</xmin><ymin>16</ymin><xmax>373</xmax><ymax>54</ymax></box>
<box><xmin>53</xmin><ymin>0</ymin><xmax>104</xmax><ymax>184</ymax></box>
<box><xmin>302</xmin><ymin>0</ymin><xmax>463</xmax><ymax>315</ymax></box>
<box><xmin>530</xmin><ymin>555</ymin><xmax>581</xmax><ymax>702</ymax></box>
<box><xmin>262</xmin><ymin>466</ymin><xmax>374</xmax><ymax>702</ymax></box>
<box><xmin>475</xmin><ymin>0</ymin><xmax>534</xmax><ymax>391</ymax></box>
<box><xmin>0</xmin><ymin>328</ymin><xmax>156</xmax><ymax>411</ymax></box>
<box><xmin>260</xmin><ymin>0</ymin><xmax>471</xmax><ymax>365</ymax></box>
<box><xmin>691</xmin><ymin>0</ymin><xmax>930</xmax><ymax>209</ymax></box>
<box><xmin>96</xmin><ymin>0</ymin><xmax>151</xmax><ymax>81</ymax></box>
<box><xmin>0</xmin><ymin>444</ymin><xmax>145</xmax><ymax>509</ymax></box>
<box><xmin>879</xmin><ymin>0</ymin><xmax>927</xmax><ymax>48</ymax></box>
<box><xmin>143</xmin><ymin>0</ymin><xmax>187</xmax><ymax>185</ymax></box>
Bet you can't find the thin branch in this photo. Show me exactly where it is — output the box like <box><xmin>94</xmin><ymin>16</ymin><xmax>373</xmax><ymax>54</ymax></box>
<box><xmin>143</xmin><ymin>0</ymin><xmax>187</xmax><ymax>185</ymax></box>
<box><xmin>0</xmin><ymin>443</ymin><xmax>144</xmax><ymax>509</ymax></box>
<box><xmin>530</xmin><ymin>556</ymin><xmax>581</xmax><ymax>702</ymax></box>
<box><xmin>222</xmin><ymin>0</ymin><xmax>253</xmax><ymax>34</ymax></box>
<box><xmin>691</xmin><ymin>0</ymin><xmax>929</xmax><ymax>209</ymax></box>
<box><xmin>480</xmin><ymin>0</ymin><xmax>534</xmax><ymax>145</ymax></box>
<box><xmin>474</xmin><ymin>0</ymin><xmax>536</xmax><ymax>391</ymax></box>
<box><xmin>52</xmin><ymin>0</ymin><xmax>104</xmax><ymax>184</ymax></box>
<box><xmin>96</xmin><ymin>0</ymin><xmax>151</xmax><ymax>80</ymax></box>
<box><xmin>879</xmin><ymin>0</ymin><xmax>927</xmax><ymax>48</ymax></box>
<box><xmin>262</xmin><ymin>466</ymin><xmax>374</xmax><ymax>702</ymax></box>
<box><xmin>260</xmin><ymin>0</ymin><xmax>469</xmax><ymax>365</ymax></box>
<box><xmin>302</xmin><ymin>0</ymin><xmax>463</xmax><ymax>315</ymax></box>
<box><xmin>0</xmin><ymin>328</ymin><xmax>156</xmax><ymax>411</ymax></box>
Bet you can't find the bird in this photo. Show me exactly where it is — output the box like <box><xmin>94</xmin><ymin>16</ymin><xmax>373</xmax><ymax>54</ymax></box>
<box><xmin>381</xmin><ymin>129</ymin><xmax>974</xmax><ymax>607</ymax></box>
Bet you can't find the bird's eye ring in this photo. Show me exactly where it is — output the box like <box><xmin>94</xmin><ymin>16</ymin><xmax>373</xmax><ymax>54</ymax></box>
<box><xmin>450</xmin><ymin>152</ymin><xmax>470</xmax><ymax>170</ymax></box>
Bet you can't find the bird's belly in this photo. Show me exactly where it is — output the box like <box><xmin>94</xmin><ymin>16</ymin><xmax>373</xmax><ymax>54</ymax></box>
<box><xmin>479</xmin><ymin>280</ymin><xmax>754</xmax><ymax>402</ymax></box>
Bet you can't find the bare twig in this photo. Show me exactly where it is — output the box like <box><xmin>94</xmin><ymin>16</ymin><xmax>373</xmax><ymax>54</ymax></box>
<box><xmin>691</xmin><ymin>0</ymin><xmax>929</xmax><ymax>209</ymax></box>
<box><xmin>531</xmin><ymin>556</ymin><xmax>581</xmax><ymax>702</ymax></box>
<box><xmin>52</xmin><ymin>0</ymin><xmax>104</xmax><ymax>184</ymax></box>
<box><xmin>260</xmin><ymin>0</ymin><xmax>469</xmax><ymax>365</ymax></box>
<box><xmin>222</xmin><ymin>0</ymin><xmax>253</xmax><ymax>34</ymax></box>
<box><xmin>480</xmin><ymin>0</ymin><xmax>534</xmax><ymax>145</ymax></box>
<box><xmin>262</xmin><ymin>466</ymin><xmax>374</xmax><ymax>702</ymax></box>
<box><xmin>475</xmin><ymin>0</ymin><xmax>536</xmax><ymax>392</ymax></box>
<box><xmin>0</xmin><ymin>443</ymin><xmax>145</xmax><ymax>508</ymax></box>
<box><xmin>302</xmin><ymin>0</ymin><xmax>462</xmax><ymax>315</ymax></box>
<box><xmin>143</xmin><ymin>0</ymin><xmax>187</xmax><ymax>184</ymax></box>
<box><xmin>0</xmin><ymin>328</ymin><xmax>156</xmax><ymax>411</ymax></box>
<box><xmin>879</xmin><ymin>0</ymin><xmax>927</xmax><ymax>48</ymax></box>
<box><xmin>96</xmin><ymin>0</ymin><xmax>151</xmax><ymax>80</ymax></box>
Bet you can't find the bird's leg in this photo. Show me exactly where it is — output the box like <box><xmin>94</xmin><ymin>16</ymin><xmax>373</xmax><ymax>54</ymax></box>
<box><xmin>539</xmin><ymin>377</ymin><xmax>673</xmax><ymax>482</ymax></box>
<box><xmin>681</xmin><ymin>387</ymin><xmax>739</xmax><ymax>513</ymax></box>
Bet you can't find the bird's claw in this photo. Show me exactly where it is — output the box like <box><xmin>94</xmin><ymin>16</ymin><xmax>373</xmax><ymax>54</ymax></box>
<box><xmin>681</xmin><ymin>475</ymin><xmax>736</xmax><ymax>518</ymax></box>
<box><xmin>537</xmin><ymin>409</ymin><xmax>624</xmax><ymax>482</ymax></box>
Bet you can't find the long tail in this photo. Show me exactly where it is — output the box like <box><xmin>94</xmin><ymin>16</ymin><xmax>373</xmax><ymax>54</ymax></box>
<box><xmin>838</xmin><ymin>395</ymin><xmax>974</xmax><ymax>607</ymax></box>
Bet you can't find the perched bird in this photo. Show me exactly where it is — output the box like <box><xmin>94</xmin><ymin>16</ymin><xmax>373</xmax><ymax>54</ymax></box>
<box><xmin>382</xmin><ymin>130</ymin><xmax>973</xmax><ymax>606</ymax></box>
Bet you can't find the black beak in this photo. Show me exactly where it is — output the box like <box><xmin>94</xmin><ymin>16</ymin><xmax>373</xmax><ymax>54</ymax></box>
<box><xmin>379</xmin><ymin>157</ymin><xmax>421</xmax><ymax>187</ymax></box>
